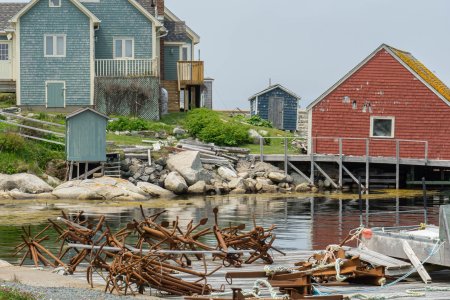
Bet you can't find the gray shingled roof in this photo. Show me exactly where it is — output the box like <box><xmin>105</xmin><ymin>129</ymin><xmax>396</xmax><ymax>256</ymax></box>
<box><xmin>0</xmin><ymin>3</ymin><xmax>27</xmax><ymax>32</ymax></box>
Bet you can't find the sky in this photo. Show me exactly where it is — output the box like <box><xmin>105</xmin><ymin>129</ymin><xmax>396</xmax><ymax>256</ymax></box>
<box><xmin>164</xmin><ymin>0</ymin><xmax>450</xmax><ymax>110</ymax></box>
<box><xmin>3</xmin><ymin>0</ymin><xmax>450</xmax><ymax>110</ymax></box>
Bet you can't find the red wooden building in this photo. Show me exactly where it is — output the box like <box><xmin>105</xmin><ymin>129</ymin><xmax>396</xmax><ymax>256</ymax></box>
<box><xmin>307</xmin><ymin>44</ymin><xmax>450</xmax><ymax>161</ymax></box>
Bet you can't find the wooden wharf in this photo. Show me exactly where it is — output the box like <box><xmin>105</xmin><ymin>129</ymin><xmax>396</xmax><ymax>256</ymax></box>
<box><xmin>251</xmin><ymin>137</ymin><xmax>450</xmax><ymax>191</ymax></box>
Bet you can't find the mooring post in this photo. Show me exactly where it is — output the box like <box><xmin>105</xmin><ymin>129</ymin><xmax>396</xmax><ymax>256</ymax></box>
<box><xmin>396</xmin><ymin>140</ymin><xmax>400</xmax><ymax>190</ymax></box>
<box><xmin>259</xmin><ymin>137</ymin><xmax>264</xmax><ymax>162</ymax></box>
<box><xmin>284</xmin><ymin>137</ymin><xmax>288</xmax><ymax>176</ymax></box>
<box><xmin>358</xmin><ymin>176</ymin><xmax>363</xmax><ymax>226</ymax></box>
<box><xmin>423</xmin><ymin>177</ymin><xmax>427</xmax><ymax>224</ymax></box>
<box><xmin>310</xmin><ymin>138</ymin><xmax>314</xmax><ymax>183</ymax></box>
<box><xmin>338</xmin><ymin>138</ymin><xmax>343</xmax><ymax>188</ymax></box>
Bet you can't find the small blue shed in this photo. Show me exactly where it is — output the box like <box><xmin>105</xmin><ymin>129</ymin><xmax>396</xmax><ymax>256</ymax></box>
<box><xmin>249</xmin><ymin>84</ymin><xmax>301</xmax><ymax>131</ymax></box>
<box><xmin>66</xmin><ymin>108</ymin><xmax>109</xmax><ymax>162</ymax></box>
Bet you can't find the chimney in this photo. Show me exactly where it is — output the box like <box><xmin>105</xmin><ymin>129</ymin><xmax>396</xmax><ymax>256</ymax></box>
<box><xmin>156</xmin><ymin>0</ymin><xmax>164</xmax><ymax>17</ymax></box>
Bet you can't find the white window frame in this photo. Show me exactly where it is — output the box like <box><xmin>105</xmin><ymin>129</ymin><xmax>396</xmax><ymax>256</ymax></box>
<box><xmin>44</xmin><ymin>34</ymin><xmax>66</xmax><ymax>57</ymax></box>
<box><xmin>370</xmin><ymin>116</ymin><xmax>395</xmax><ymax>139</ymax></box>
<box><xmin>49</xmin><ymin>0</ymin><xmax>61</xmax><ymax>7</ymax></box>
<box><xmin>113</xmin><ymin>37</ymin><xmax>134</xmax><ymax>59</ymax></box>
<box><xmin>180</xmin><ymin>45</ymin><xmax>191</xmax><ymax>61</ymax></box>
<box><xmin>45</xmin><ymin>80</ymin><xmax>66</xmax><ymax>108</ymax></box>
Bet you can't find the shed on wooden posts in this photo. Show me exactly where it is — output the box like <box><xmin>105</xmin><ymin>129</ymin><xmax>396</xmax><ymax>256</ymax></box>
<box><xmin>65</xmin><ymin>108</ymin><xmax>109</xmax><ymax>179</ymax></box>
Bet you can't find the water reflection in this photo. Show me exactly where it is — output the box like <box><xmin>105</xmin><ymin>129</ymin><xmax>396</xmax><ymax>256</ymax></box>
<box><xmin>0</xmin><ymin>193</ymin><xmax>447</xmax><ymax>264</ymax></box>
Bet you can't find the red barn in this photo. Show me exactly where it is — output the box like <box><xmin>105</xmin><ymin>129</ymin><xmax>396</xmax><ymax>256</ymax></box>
<box><xmin>307</xmin><ymin>44</ymin><xmax>450</xmax><ymax>161</ymax></box>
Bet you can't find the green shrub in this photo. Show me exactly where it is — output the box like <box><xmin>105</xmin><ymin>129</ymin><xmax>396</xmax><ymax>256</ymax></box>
<box><xmin>185</xmin><ymin>108</ymin><xmax>221</xmax><ymax>136</ymax></box>
<box><xmin>0</xmin><ymin>93</ymin><xmax>16</xmax><ymax>106</ymax></box>
<box><xmin>0</xmin><ymin>132</ymin><xmax>26</xmax><ymax>152</ymax></box>
<box><xmin>107</xmin><ymin>117</ymin><xmax>150</xmax><ymax>131</ymax></box>
<box><xmin>246</xmin><ymin>115</ymin><xmax>273</xmax><ymax>128</ymax></box>
<box><xmin>185</xmin><ymin>109</ymin><xmax>250</xmax><ymax>146</ymax></box>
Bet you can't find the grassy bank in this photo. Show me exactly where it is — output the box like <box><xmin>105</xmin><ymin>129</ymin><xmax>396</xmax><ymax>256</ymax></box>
<box><xmin>0</xmin><ymin>287</ymin><xmax>35</xmax><ymax>300</ymax></box>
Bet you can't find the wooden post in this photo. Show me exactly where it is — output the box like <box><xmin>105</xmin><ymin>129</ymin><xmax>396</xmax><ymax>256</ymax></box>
<box><xmin>423</xmin><ymin>177</ymin><xmax>427</xmax><ymax>224</ymax></box>
<box><xmin>101</xmin><ymin>162</ymin><xmax>105</xmax><ymax>177</ymax></box>
<box><xmin>310</xmin><ymin>138</ymin><xmax>314</xmax><ymax>184</ymax></box>
<box><xmin>396</xmin><ymin>140</ymin><xmax>400</xmax><ymax>190</ymax></box>
<box><xmin>84</xmin><ymin>162</ymin><xmax>88</xmax><ymax>180</ymax></box>
<box><xmin>284</xmin><ymin>137</ymin><xmax>288</xmax><ymax>176</ymax></box>
<box><xmin>259</xmin><ymin>137</ymin><xmax>264</xmax><ymax>162</ymax></box>
<box><xmin>365</xmin><ymin>138</ymin><xmax>370</xmax><ymax>193</ymax></box>
<box><xmin>76</xmin><ymin>162</ymin><xmax>80</xmax><ymax>179</ymax></box>
<box><xmin>68</xmin><ymin>162</ymin><xmax>73</xmax><ymax>181</ymax></box>
<box><xmin>147</xmin><ymin>149</ymin><xmax>152</xmax><ymax>166</ymax></box>
<box><xmin>358</xmin><ymin>176</ymin><xmax>363</xmax><ymax>226</ymax></box>
<box><xmin>338</xmin><ymin>138</ymin><xmax>343</xmax><ymax>189</ymax></box>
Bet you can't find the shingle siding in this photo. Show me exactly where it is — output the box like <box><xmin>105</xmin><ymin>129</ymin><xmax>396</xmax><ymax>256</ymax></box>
<box><xmin>164</xmin><ymin>45</ymin><xmax>179</xmax><ymax>80</ymax></box>
<box><xmin>84</xmin><ymin>0</ymin><xmax>153</xmax><ymax>59</ymax></box>
<box><xmin>253</xmin><ymin>87</ymin><xmax>298</xmax><ymax>131</ymax></box>
<box><xmin>20</xmin><ymin>0</ymin><xmax>91</xmax><ymax>106</ymax></box>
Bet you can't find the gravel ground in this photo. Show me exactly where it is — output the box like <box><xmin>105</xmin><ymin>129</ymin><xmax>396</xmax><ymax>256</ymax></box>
<box><xmin>1</xmin><ymin>281</ymin><xmax>159</xmax><ymax>300</ymax></box>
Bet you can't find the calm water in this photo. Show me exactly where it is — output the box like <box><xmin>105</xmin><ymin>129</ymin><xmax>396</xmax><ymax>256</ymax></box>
<box><xmin>0</xmin><ymin>192</ymin><xmax>448</xmax><ymax>264</ymax></box>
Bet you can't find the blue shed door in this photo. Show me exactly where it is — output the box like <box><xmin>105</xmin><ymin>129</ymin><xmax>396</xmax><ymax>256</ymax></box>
<box><xmin>46</xmin><ymin>82</ymin><xmax>65</xmax><ymax>108</ymax></box>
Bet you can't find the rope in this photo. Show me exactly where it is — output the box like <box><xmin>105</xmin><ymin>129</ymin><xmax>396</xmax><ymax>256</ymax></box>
<box><xmin>264</xmin><ymin>265</ymin><xmax>293</xmax><ymax>276</ymax></box>
<box><xmin>335</xmin><ymin>258</ymin><xmax>348</xmax><ymax>282</ymax></box>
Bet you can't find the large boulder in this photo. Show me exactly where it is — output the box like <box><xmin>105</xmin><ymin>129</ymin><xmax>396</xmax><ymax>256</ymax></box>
<box><xmin>290</xmin><ymin>173</ymin><xmax>310</xmax><ymax>186</ymax></box>
<box><xmin>248</xmin><ymin>129</ymin><xmax>263</xmax><ymax>145</ymax></box>
<box><xmin>164</xmin><ymin>172</ymin><xmax>188</xmax><ymax>194</ymax></box>
<box><xmin>268</xmin><ymin>172</ymin><xmax>287</xmax><ymax>183</ymax></box>
<box><xmin>217</xmin><ymin>167</ymin><xmax>237</xmax><ymax>181</ymax></box>
<box><xmin>0</xmin><ymin>173</ymin><xmax>53</xmax><ymax>194</ymax></box>
<box><xmin>166</xmin><ymin>151</ymin><xmax>203</xmax><ymax>185</ymax></box>
<box><xmin>228</xmin><ymin>178</ymin><xmax>244</xmax><ymax>190</ymax></box>
<box><xmin>137</xmin><ymin>182</ymin><xmax>175</xmax><ymax>198</ymax></box>
<box><xmin>188</xmin><ymin>181</ymin><xmax>206</xmax><ymax>194</ymax></box>
<box><xmin>52</xmin><ymin>177</ymin><xmax>149</xmax><ymax>200</ymax></box>
<box><xmin>295</xmin><ymin>183</ymin><xmax>311</xmax><ymax>192</ymax></box>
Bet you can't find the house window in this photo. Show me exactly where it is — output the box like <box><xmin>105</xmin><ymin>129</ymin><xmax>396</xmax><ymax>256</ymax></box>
<box><xmin>114</xmin><ymin>38</ymin><xmax>134</xmax><ymax>59</ymax></box>
<box><xmin>181</xmin><ymin>45</ymin><xmax>190</xmax><ymax>61</ymax></box>
<box><xmin>49</xmin><ymin>0</ymin><xmax>61</xmax><ymax>7</ymax></box>
<box><xmin>0</xmin><ymin>44</ymin><xmax>9</xmax><ymax>60</ymax></box>
<box><xmin>44</xmin><ymin>35</ymin><xmax>66</xmax><ymax>57</ymax></box>
<box><xmin>371</xmin><ymin>116</ymin><xmax>395</xmax><ymax>138</ymax></box>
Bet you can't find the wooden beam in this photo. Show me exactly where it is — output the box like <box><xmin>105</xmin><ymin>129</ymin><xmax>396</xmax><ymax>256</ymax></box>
<box><xmin>0</xmin><ymin>119</ymin><xmax>65</xmax><ymax>137</ymax></box>
<box><xmin>72</xmin><ymin>165</ymin><xmax>103</xmax><ymax>181</ymax></box>
<box><xmin>402</xmin><ymin>240</ymin><xmax>431</xmax><ymax>284</ymax></box>
<box><xmin>313</xmin><ymin>162</ymin><xmax>338</xmax><ymax>189</ymax></box>
<box><xmin>365</xmin><ymin>139</ymin><xmax>370</xmax><ymax>193</ymax></box>
<box><xmin>341</xmin><ymin>164</ymin><xmax>365</xmax><ymax>190</ymax></box>
<box><xmin>284</xmin><ymin>138</ymin><xmax>288</xmax><ymax>176</ymax></box>
<box><xmin>338</xmin><ymin>138</ymin><xmax>343</xmax><ymax>188</ymax></box>
<box><xmin>0</xmin><ymin>111</ymin><xmax>65</xmax><ymax>127</ymax></box>
<box><xmin>18</xmin><ymin>133</ymin><xmax>64</xmax><ymax>146</ymax></box>
<box><xmin>288</xmin><ymin>162</ymin><xmax>313</xmax><ymax>184</ymax></box>
<box><xmin>396</xmin><ymin>140</ymin><xmax>400</xmax><ymax>190</ymax></box>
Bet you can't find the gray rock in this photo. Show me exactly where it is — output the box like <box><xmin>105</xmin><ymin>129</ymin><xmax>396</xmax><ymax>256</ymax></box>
<box><xmin>0</xmin><ymin>259</ymin><xmax>12</xmax><ymax>267</ymax></box>
<box><xmin>261</xmin><ymin>184</ymin><xmax>278</xmax><ymax>193</ymax></box>
<box><xmin>324</xmin><ymin>179</ymin><xmax>332</xmax><ymax>188</ymax></box>
<box><xmin>0</xmin><ymin>173</ymin><xmax>53</xmax><ymax>194</ymax></box>
<box><xmin>43</xmin><ymin>174</ymin><xmax>62</xmax><ymax>187</ymax></box>
<box><xmin>237</xmin><ymin>172</ymin><xmax>249</xmax><ymax>179</ymax></box>
<box><xmin>166</xmin><ymin>151</ymin><xmax>203</xmax><ymax>185</ymax></box>
<box><xmin>137</xmin><ymin>182</ymin><xmax>175</xmax><ymax>198</ymax></box>
<box><xmin>248</xmin><ymin>129</ymin><xmax>263</xmax><ymax>145</ymax></box>
<box><xmin>188</xmin><ymin>181</ymin><xmax>206</xmax><ymax>194</ymax></box>
<box><xmin>256</xmin><ymin>177</ymin><xmax>273</xmax><ymax>186</ymax></box>
<box><xmin>268</xmin><ymin>172</ymin><xmax>287</xmax><ymax>183</ymax></box>
<box><xmin>173</xmin><ymin>127</ymin><xmax>186</xmax><ymax>135</ymax></box>
<box><xmin>254</xmin><ymin>172</ymin><xmax>266</xmax><ymax>178</ymax></box>
<box><xmin>295</xmin><ymin>183</ymin><xmax>310</xmax><ymax>192</ymax></box>
<box><xmin>243</xmin><ymin>178</ymin><xmax>257</xmax><ymax>193</ymax></box>
<box><xmin>290</xmin><ymin>173</ymin><xmax>309</xmax><ymax>186</ymax></box>
<box><xmin>218</xmin><ymin>167</ymin><xmax>237</xmax><ymax>181</ymax></box>
<box><xmin>52</xmin><ymin>177</ymin><xmax>149</xmax><ymax>200</ymax></box>
<box><xmin>285</xmin><ymin>175</ymin><xmax>293</xmax><ymax>184</ymax></box>
<box><xmin>230</xmin><ymin>188</ymin><xmax>246</xmax><ymax>195</ymax></box>
<box><xmin>228</xmin><ymin>178</ymin><xmax>244</xmax><ymax>190</ymax></box>
<box><xmin>318</xmin><ymin>180</ymin><xmax>324</xmax><ymax>188</ymax></box>
<box><xmin>164</xmin><ymin>172</ymin><xmax>188</xmax><ymax>194</ymax></box>
<box><xmin>144</xmin><ymin>167</ymin><xmax>156</xmax><ymax>175</ymax></box>
<box><xmin>155</xmin><ymin>165</ymin><xmax>163</xmax><ymax>172</ymax></box>
<box><xmin>140</xmin><ymin>175</ymin><xmax>150</xmax><ymax>182</ymax></box>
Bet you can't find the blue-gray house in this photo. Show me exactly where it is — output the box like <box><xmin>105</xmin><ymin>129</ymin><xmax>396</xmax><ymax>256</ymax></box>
<box><xmin>0</xmin><ymin>0</ymin><xmax>169</xmax><ymax>117</ymax></box>
<box><xmin>249</xmin><ymin>84</ymin><xmax>301</xmax><ymax>131</ymax></box>
<box><xmin>0</xmin><ymin>0</ymin><xmax>207</xmax><ymax>118</ymax></box>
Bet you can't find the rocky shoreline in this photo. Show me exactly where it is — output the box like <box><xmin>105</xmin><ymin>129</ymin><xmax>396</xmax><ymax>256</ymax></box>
<box><xmin>0</xmin><ymin>150</ymin><xmax>320</xmax><ymax>200</ymax></box>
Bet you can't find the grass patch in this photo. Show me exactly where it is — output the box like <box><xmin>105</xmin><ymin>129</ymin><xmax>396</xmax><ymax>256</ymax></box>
<box><xmin>106</xmin><ymin>133</ymin><xmax>157</xmax><ymax>146</ymax></box>
<box><xmin>0</xmin><ymin>287</ymin><xmax>36</xmax><ymax>300</ymax></box>
<box><xmin>0</xmin><ymin>132</ymin><xmax>64</xmax><ymax>175</ymax></box>
<box><xmin>0</xmin><ymin>93</ymin><xmax>16</xmax><ymax>109</ymax></box>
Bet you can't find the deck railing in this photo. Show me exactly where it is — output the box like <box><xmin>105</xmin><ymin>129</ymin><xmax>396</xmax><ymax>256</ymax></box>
<box><xmin>95</xmin><ymin>59</ymin><xmax>158</xmax><ymax>77</ymax></box>
<box><xmin>177</xmin><ymin>61</ymin><xmax>204</xmax><ymax>87</ymax></box>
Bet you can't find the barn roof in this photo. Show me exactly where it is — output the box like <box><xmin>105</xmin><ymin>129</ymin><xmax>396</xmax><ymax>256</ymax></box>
<box><xmin>66</xmin><ymin>108</ymin><xmax>109</xmax><ymax>120</ymax></box>
<box><xmin>307</xmin><ymin>44</ymin><xmax>450</xmax><ymax>110</ymax></box>
<box><xmin>248</xmin><ymin>84</ymin><xmax>301</xmax><ymax>101</ymax></box>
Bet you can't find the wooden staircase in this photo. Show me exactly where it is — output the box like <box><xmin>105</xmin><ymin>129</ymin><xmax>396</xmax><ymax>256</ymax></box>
<box><xmin>161</xmin><ymin>80</ymin><xmax>180</xmax><ymax>112</ymax></box>
<box><xmin>104</xmin><ymin>153</ymin><xmax>121</xmax><ymax>178</ymax></box>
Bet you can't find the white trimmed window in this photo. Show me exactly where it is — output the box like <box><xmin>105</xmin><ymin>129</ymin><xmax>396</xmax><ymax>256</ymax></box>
<box><xmin>49</xmin><ymin>0</ymin><xmax>61</xmax><ymax>7</ymax></box>
<box><xmin>114</xmin><ymin>38</ymin><xmax>134</xmax><ymax>59</ymax></box>
<box><xmin>44</xmin><ymin>34</ymin><xmax>66</xmax><ymax>57</ymax></box>
<box><xmin>180</xmin><ymin>45</ymin><xmax>191</xmax><ymax>61</ymax></box>
<box><xmin>370</xmin><ymin>116</ymin><xmax>395</xmax><ymax>138</ymax></box>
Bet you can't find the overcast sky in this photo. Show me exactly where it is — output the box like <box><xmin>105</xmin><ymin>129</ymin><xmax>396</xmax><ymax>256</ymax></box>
<box><xmin>3</xmin><ymin>0</ymin><xmax>449</xmax><ymax>110</ymax></box>
<box><xmin>165</xmin><ymin>0</ymin><xmax>450</xmax><ymax>110</ymax></box>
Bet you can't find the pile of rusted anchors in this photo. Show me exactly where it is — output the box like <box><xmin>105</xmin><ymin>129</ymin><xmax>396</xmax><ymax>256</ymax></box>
<box><xmin>14</xmin><ymin>206</ymin><xmax>283</xmax><ymax>296</ymax></box>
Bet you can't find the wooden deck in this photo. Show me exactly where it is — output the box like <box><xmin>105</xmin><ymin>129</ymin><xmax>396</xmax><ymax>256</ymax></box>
<box><xmin>73</xmin><ymin>250</ymin><xmax>450</xmax><ymax>299</ymax></box>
